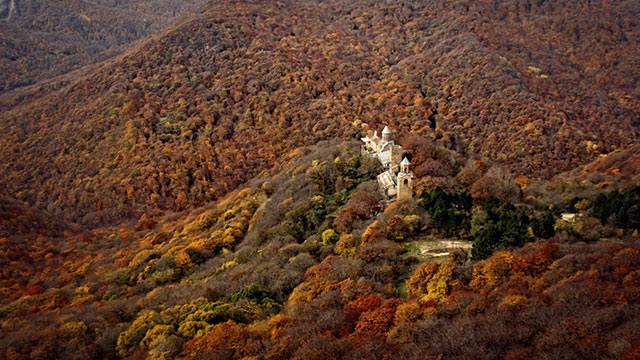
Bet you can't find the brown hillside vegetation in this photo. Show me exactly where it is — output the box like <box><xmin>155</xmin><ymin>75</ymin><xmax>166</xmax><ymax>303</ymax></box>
<box><xmin>522</xmin><ymin>144</ymin><xmax>640</xmax><ymax>207</ymax></box>
<box><xmin>552</xmin><ymin>144</ymin><xmax>640</xmax><ymax>191</ymax></box>
<box><xmin>0</xmin><ymin>194</ymin><xmax>67</xmax><ymax>237</ymax></box>
<box><xmin>0</xmin><ymin>0</ymin><xmax>208</xmax><ymax>93</ymax></box>
<box><xmin>1</xmin><ymin>0</ymin><xmax>638</xmax><ymax>227</ymax></box>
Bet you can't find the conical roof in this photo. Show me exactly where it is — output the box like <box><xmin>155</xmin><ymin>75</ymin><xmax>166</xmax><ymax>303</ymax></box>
<box><xmin>382</xmin><ymin>126</ymin><xmax>392</xmax><ymax>134</ymax></box>
<box><xmin>401</xmin><ymin>157</ymin><xmax>411</xmax><ymax>165</ymax></box>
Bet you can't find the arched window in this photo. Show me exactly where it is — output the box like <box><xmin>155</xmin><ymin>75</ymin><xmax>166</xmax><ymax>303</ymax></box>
<box><xmin>404</xmin><ymin>179</ymin><xmax>409</xmax><ymax>185</ymax></box>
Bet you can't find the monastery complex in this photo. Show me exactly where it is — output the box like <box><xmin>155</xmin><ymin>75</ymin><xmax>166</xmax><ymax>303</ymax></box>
<box><xmin>361</xmin><ymin>126</ymin><xmax>414</xmax><ymax>201</ymax></box>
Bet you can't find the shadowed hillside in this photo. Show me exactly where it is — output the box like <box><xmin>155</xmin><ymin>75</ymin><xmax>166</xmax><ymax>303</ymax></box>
<box><xmin>0</xmin><ymin>0</ymin><xmax>207</xmax><ymax>92</ymax></box>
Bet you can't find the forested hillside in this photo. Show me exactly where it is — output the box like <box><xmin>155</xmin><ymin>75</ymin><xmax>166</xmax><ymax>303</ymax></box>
<box><xmin>1</xmin><ymin>2</ymin><xmax>639</xmax><ymax>357</ymax></box>
<box><xmin>0</xmin><ymin>0</ymin><xmax>638</xmax><ymax>227</ymax></box>
<box><xmin>0</xmin><ymin>0</ymin><xmax>207</xmax><ymax>92</ymax></box>
<box><xmin>1</xmin><ymin>140</ymin><xmax>639</xmax><ymax>359</ymax></box>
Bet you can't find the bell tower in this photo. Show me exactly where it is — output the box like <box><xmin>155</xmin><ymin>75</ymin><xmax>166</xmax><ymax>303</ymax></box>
<box><xmin>397</xmin><ymin>157</ymin><xmax>414</xmax><ymax>200</ymax></box>
<box><xmin>382</xmin><ymin>126</ymin><xmax>392</xmax><ymax>143</ymax></box>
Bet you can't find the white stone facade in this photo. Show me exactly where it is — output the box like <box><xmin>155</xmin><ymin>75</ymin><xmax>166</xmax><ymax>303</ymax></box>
<box><xmin>361</xmin><ymin>126</ymin><xmax>414</xmax><ymax>200</ymax></box>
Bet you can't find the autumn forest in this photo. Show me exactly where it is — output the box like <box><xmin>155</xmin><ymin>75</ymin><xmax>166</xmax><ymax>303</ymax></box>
<box><xmin>0</xmin><ymin>0</ymin><xmax>639</xmax><ymax>359</ymax></box>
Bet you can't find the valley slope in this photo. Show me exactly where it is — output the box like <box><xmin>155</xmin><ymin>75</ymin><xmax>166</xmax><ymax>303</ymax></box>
<box><xmin>1</xmin><ymin>0</ymin><xmax>638</xmax><ymax>227</ymax></box>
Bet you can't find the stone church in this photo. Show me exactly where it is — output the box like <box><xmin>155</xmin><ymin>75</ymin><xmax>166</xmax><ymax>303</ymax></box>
<box><xmin>361</xmin><ymin>126</ymin><xmax>413</xmax><ymax>200</ymax></box>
